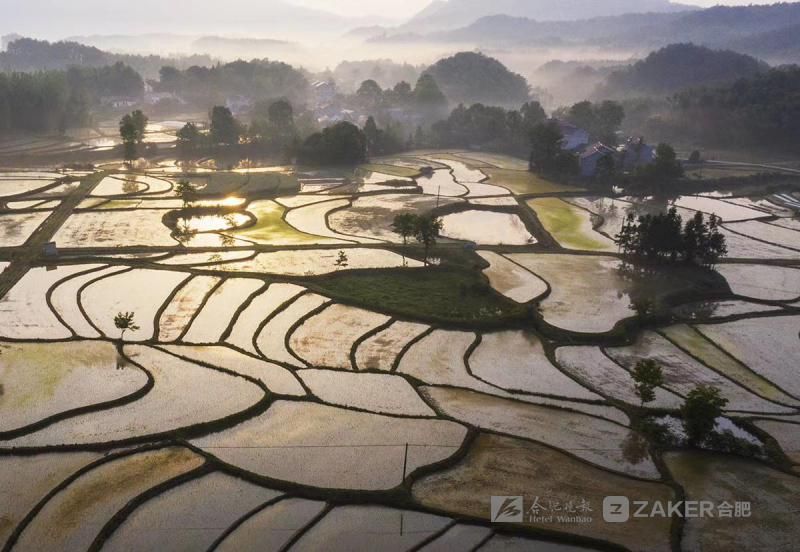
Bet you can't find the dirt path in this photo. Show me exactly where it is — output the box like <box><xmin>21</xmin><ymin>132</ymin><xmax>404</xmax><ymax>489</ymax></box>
<box><xmin>0</xmin><ymin>175</ymin><xmax>101</xmax><ymax>298</ymax></box>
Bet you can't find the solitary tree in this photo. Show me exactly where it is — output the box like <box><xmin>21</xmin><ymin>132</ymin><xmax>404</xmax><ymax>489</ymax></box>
<box><xmin>175</xmin><ymin>179</ymin><xmax>195</xmax><ymax>208</ymax></box>
<box><xmin>114</xmin><ymin>312</ymin><xmax>140</xmax><ymax>340</ymax></box>
<box><xmin>177</xmin><ymin>122</ymin><xmax>202</xmax><ymax>153</ymax></box>
<box><xmin>414</xmin><ymin>215</ymin><xmax>444</xmax><ymax>265</ymax></box>
<box><xmin>119</xmin><ymin>115</ymin><xmax>138</xmax><ymax>165</ymax></box>
<box><xmin>632</xmin><ymin>359</ymin><xmax>664</xmax><ymax>407</ymax></box>
<box><xmin>391</xmin><ymin>213</ymin><xmax>417</xmax><ymax>245</ymax></box>
<box><xmin>210</xmin><ymin>106</ymin><xmax>240</xmax><ymax>146</ymax></box>
<box><xmin>130</xmin><ymin>110</ymin><xmax>148</xmax><ymax>142</ymax></box>
<box><xmin>334</xmin><ymin>250</ymin><xmax>349</xmax><ymax>269</ymax></box>
<box><xmin>682</xmin><ymin>385</ymin><xmax>728</xmax><ymax>446</ymax></box>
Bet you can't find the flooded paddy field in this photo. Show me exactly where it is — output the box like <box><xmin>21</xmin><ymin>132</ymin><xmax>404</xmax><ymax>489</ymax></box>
<box><xmin>1</xmin><ymin>152</ymin><xmax>799</xmax><ymax>551</ymax></box>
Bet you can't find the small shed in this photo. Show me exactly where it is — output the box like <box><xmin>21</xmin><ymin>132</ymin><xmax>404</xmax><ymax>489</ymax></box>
<box><xmin>42</xmin><ymin>242</ymin><xmax>58</xmax><ymax>258</ymax></box>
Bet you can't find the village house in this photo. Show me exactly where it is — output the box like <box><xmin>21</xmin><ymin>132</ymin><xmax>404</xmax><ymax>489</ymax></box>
<box><xmin>311</xmin><ymin>80</ymin><xmax>337</xmax><ymax>107</ymax></box>
<box><xmin>579</xmin><ymin>142</ymin><xmax>617</xmax><ymax>177</ymax></box>
<box><xmin>619</xmin><ymin>136</ymin><xmax>656</xmax><ymax>170</ymax></box>
<box><xmin>555</xmin><ymin>119</ymin><xmax>590</xmax><ymax>152</ymax></box>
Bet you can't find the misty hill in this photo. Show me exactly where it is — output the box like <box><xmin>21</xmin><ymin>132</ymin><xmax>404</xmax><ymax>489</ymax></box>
<box><xmin>0</xmin><ymin>37</ymin><xmax>213</xmax><ymax>79</ymax></box>
<box><xmin>595</xmin><ymin>44</ymin><xmax>768</xmax><ymax>99</ymax></box>
<box><xmin>424</xmin><ymin>52</ymin><xmax>529</xmax><ymax>107</ymax></box>
<box><xmin>642</xmin><ymin>66</ymin><xmax>800</xmax><ymax>150</ymax></box>
<box><xmin>391</xmin><ymin>3</ymin><xmax>800</xmax><ymax>62</ymax></box>
<box><xmin>726</xmin><ymin>23</ymin><xmax>800</xmax><ymax>65</ymax></box>
<box><xmin>404</xmin><ymin>0</ymin><xmax>692</xmax><ymax>33</ymax></box>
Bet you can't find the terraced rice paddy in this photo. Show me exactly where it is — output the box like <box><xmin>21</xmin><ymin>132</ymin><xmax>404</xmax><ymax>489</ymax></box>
<box><xmin>441</xmin><ymin>211</ymin><xmax>535</xmax><ymax>245</ymax></box>
<box><xmin>528</xmin><ymin>198</ymin><xmax>617</xmax><ymax>251</ymax></box>
<box><xmin>2</xmin><ymin>152</ymin><xmax>799</xmax><ymax>550</ymax></box>
<box><xmin>289</xmin><ymin>304</ymin><xmax>390</xmax><ymax>369</ymax></box>
<box><xmin>0</xmin><ymin>212</ymin><xmax>50</xmax><ymax>246</ymax></box>
<box><xmin>191</xmin><ymin>401</ymin><xmax>467</xmax><ymax>490</ymax></box>
<box><xmin>100</xmin><ymin>472</ymin><xmax>280</xmax><ymax>552</ymax></box>
<box><xmin>217</xmin><ymin>248</ymin><xmax>421</xmax><ymax>275</ymax></box>
<box><xmin>477</xmin><ymin>251</ymin><xmax>548</xmax><ymax>303</ymax></box>
<box><xmin>695</xmin><ymin>316</ymin><xmax>800</xmax><ymax>399</ymax></box>
<box><xmin>606</xmin><ymin>331</ymin><xmax>793</xmax><ymax>413</ymax></box>
<box><xmin>508</xmin><ymin>254</ymin><xmax>633</xmax><ymax>333</ymax></box>
<box><xmin>413</xmin><ymin>433</ymin><xmax>675</xmax><ymax>552</ymax></box>
<box><xmin>469</xmin><ymin>331</ymin><xmax>601</xmax><ymax>400</ymax></box>
<box><xmin>666</xmin><ymin>452</ymin><xmax>800</xmax><ymax>552</ymax></box>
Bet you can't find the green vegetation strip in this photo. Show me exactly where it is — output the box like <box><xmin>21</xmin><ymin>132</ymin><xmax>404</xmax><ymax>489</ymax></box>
<box><xmin>311</xmin><ymin>267</ymin><xmax>528</xmax><ymax>325</ymax></box>
<box><xmin>484</xmin><ymin>168</ymin><xmax>583</xmax><ymax>195</ymax></box>
<box><xmin>198</xmin><ymin>172</ymin><xmax>299</xmax><ymax>196</ymax></box>
<box><xmin>528</xmin><ymin>198</ymin><xmax>612</xmax><ymax>251</ymax></box>
<box><xmin>359</xmin><ymin>163</ymin><xmax>421</xmax><ymax>178</ymax></box>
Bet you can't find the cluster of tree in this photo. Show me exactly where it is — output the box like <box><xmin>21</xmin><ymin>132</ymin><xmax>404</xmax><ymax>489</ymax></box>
<box><xmin>156</xmin><ymin>59</ymin><xmax>309</xmax><ymax>108</ymax></box>
<box><xmin>595</xmin><ymin>44</ymin><xmax>767</xmax><ymax>100</ymax></box>
<box><xmin>330</xmin><ymin>59</ymin><xmax>423</xmax><ymax>93</ymax></box>
<box><xmin>248</xmin><ymin>99</ymin><xmax>298</xmax><ymax>153</ymax></box>
<box><xmin>0</xmin><ymin>37</ymin><xmax>212</xmax><ymax>80</ymax></box>
<box><xmin>347</xmin><ymin>74</ymin><xmax>448</xmax><ymax>119</ymax></box>
<box><xmin>119</xmin><ymin>110</ymin><xmax>149</xmax><ymax>162</ymax></box>
<box><xmin>0</xmin><ymin>64</ymin><xmax>141</xmax><ymax>133</ymax></box>
<box><xmin>363</xmin><ymin>116</ymin><xmax>405</xmax><ymax>156</ymax></box>
<box><xmin>640</xmin><ymin>66</ymin><xmax>800</xmax><ymax>151</ymax></box>
<box><xmin>527</xmin><ymin>121</ymin><xmax>579</xmax><ymax>177</ymax></box>
<box><xmin>423</xmin><ymin>52</ymin><xmax>530</xmax><ymax>108</ymax></box>
<box><xmin>617</xmin><ymin>207</ymin><xmax>727</xmax><ymax>267</ymax></box>
<box><xmin>632</xmin><ymin>359</ymin><xmax>730</xmax><ymax>446</ymax></box>
<box><xmin>391</xmin><ymin>213</ymin><xmax>444</xmax><ymax>265</ymax></box>
<box><xmin>426</xmin><ymin>101</ymin><xmax>546</xmax><ymax>155</ymax></box>
<box><xmin>634</xmin><ymin>143</ymin><xmax>684</xmax><ymax>184</ymax></box>
<box><xmin>554</xmin><ymin>100</ymin><xmax>625</xmax><ymax>144</ymax></box>
<box><xmin>296</xmin><ymin>122</ymin><xmax>367</xmax><ymax>166</ymax></box>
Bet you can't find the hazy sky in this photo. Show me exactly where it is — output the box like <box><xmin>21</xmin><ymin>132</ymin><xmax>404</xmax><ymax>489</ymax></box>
<box><xmin>290</xmin><ymin>0</ymin><xmax>785</xmax><ymax>18</ymax></box>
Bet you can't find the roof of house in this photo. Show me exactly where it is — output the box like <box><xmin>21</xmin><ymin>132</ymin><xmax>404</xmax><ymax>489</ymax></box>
<box><xmin>580</xmin><ymin>142</ymin><xmax>616</xmax><ymax>160</ymax></box>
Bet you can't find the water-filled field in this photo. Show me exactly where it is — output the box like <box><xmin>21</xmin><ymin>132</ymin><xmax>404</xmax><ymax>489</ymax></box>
<box><xmin>1</xmin><ymin>153</ymin><xmax>799</xmax><ymax>550</ymax></box>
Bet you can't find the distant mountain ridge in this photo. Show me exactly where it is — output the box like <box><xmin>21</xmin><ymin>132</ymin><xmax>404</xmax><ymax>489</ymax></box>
<box><xmin>404</xmin><ymin>0</ymin><xmax>694</xmax><ymax>32</ymax></box>
<box><xmin>381</xmin><ymin>3</ymin><xmax>800</xmax><ymax>64</ymax></box>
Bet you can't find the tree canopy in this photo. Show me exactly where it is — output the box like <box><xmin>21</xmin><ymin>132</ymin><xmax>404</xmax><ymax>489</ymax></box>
<box><xmin>617</xmin><ymin>207</ymin><xmax>727</xmax><ymax>267</ymax></box>
<box><xmin>209</xmin><ymin>106</ymin><xmax>241</xmax><ymax>146</ymax></box>
<box><xmin>596</xmin><ymin>43</ymin><xmax>767</xmax><ymax>99</ymax></box>
<box><xmin>297</xmin><ymin>122</ymin><xmax>367</xmax><ymax>166</ymax></box>
<box><xmin>424</xmin><ymin>52</ymin><xmax>529</xmax><ymax>107</ymax></box>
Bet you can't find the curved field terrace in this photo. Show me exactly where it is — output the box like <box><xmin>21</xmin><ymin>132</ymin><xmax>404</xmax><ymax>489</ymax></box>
<box><xmin>0</xmin><ymin>153</ymin><xmax>798</xmax><ymax>552</ymax></box>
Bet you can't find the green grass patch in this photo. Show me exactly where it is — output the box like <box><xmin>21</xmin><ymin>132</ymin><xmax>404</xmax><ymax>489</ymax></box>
<box><xmin>454</xmin><ymin>152</ymin><xmax>530</xmax><ymax>170</ymax></box>
<box><xmin>230</xmin><ymin>200</ymin><xmax>322</xmax><ymax>244</ymax></box>
<box><xmin>311</xmin><ymin>267</ymin><xmax>528</xmax><ymax>325</ymax></box>
<box><xmin>195</xmin><ymin>172</ymin><xmax>299</xmax><ymax>196</ymax></box>
<box><xmin>485</xmin><ymin>168</ymin><xmax>584</xmax><ymax>195</ymax></box>
<box><xmin>527</xmin><ymin>197</ymin><xmax>614</xmax><ymax>251</ymax></box>
<box><xmin>359</xmin><ymin>163</ymin><xmax>421</xmax><ymax>178</ymax></box>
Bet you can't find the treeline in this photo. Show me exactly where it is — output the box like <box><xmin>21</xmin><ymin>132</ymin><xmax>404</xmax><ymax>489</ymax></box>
<box><xmin>0</xmin><ymin>63</ymin><xmax>143</xmax><ymax>133</ymax></box>
<box><xmin>0</xmin><ymin>37</ymin><xmax>213</xmax><ymax>79</ymax></box>
<box><xmin>421</xmin><ymin>99</ymin><xmax>625</xmax><ymax>156</ymax></box>
<box><xmin>636</xmin><ymin>66</ymin><xmax>800</xmax><ymax>150</ymax></box>
<box><xmin>171</xmin><ymin>100</ymin><xmax>400</xmax><ymax>166</ymax></box>
<box><xmin>595</xmin><ymin>44</ymin><xmax>767</xmax><ymax>99</ymax></box>
<box><xmin>156</xmin><ymin>60</ymin><xmax>309</xmax><ymax>108</ymax></box>
<box><xmin>617</xmin><ymin>207</ymin><xmax>727</xmax><ymax>268</ymax></box>
<box><xmin>424</xmin><ymin>102</ymin><xmax>547</xmax><ymax>155</ymax></box>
